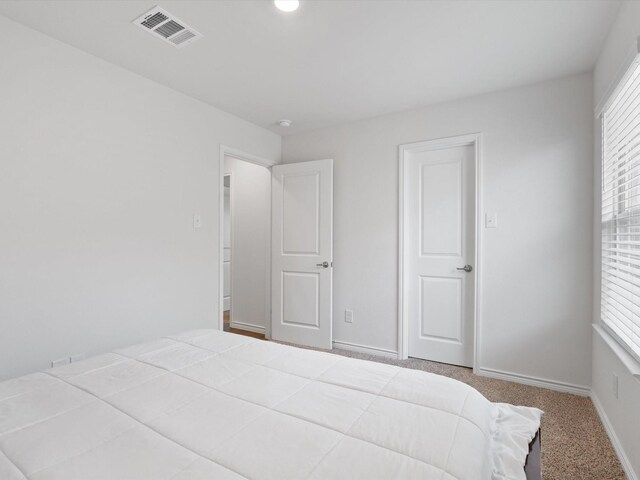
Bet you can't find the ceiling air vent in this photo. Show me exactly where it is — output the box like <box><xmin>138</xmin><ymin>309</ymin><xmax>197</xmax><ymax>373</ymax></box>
<box><xmin>133</xmin><ymin>6</ymin><xmax>202</xmax><ymax>48</ymax></box>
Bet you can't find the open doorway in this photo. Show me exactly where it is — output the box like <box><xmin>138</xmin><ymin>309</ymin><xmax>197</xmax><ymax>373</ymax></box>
<box><xmin>222</xmin><ymin>174</ymin><xmax>231</xmax><ymax>331</ymax></box>
<box><xmin>219</xmin><ymin>147</ymin><xmax>274</xmax><ymax>340</ymax></box>
<box><xmin>218</xmin><ymin>147</ymin><xmax>335</xmax><ymax>349</ymax></box>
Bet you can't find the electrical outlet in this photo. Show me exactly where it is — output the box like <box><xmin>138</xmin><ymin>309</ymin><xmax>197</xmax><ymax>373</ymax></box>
<box><xmin>612</xmin><ymin>373</ymin><xmax>619</xmax><ymax>399</ymax></box>
<box><xmin>193</xmin><ymin>213</ymin><xmax>202</xmax><ymax>229</ymax></box>
<box><xmin>50</xmin><ymin>357</ymin><xmax>69</xmax><ymax>369</ymax></box>
<box><xmin>345</xmin><ymin>309</ymin><xmax>354</xmax><ymax>324</ymax></box>
<box><xmin>70</xmin><ymin>353</ymin><xmax>86</xmax><ymax>363</ymax></box>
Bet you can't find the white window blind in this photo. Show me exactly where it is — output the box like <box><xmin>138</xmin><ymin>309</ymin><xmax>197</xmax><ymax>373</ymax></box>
<box><xmin>602</xmin><ymin>59</ymin><xmax>640</xmax><ymax>361</ymax></box>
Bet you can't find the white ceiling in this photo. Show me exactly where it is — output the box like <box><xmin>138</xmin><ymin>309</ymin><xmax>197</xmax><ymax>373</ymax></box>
<box><xmin>0</xmin><ymin>0</ymin><xmax>620</xmax><ymax>135</ymax></box>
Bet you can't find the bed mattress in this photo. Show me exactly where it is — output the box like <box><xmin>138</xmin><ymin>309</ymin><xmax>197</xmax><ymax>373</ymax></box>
<box><xmin>0</xmin><ymin>329</ymin><xmax>541</xmax><ymax>480</ymax></box>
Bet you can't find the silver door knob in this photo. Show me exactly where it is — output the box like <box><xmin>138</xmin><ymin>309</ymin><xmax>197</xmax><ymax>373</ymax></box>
<box><xmin>456</xmin><ymin>264</ymin><xmax>473</xmax><ymax>273</ymax></box>
<box><xmin>316</xmin><ymin>261</ymin><xmax>330</xmax><ymax>268</ymax></box>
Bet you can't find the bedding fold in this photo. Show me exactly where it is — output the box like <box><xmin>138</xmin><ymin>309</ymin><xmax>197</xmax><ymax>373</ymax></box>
<box><xmin>491</xmin><ymin>403</ymin><xmax>543</xmax><ymax>480</ymax></box>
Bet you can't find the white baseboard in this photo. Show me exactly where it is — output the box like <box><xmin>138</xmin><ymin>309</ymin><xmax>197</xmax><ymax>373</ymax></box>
<box><xmin>591</xmin><ymin>392</ymin><xmax>638</xmax><ymax>480</ymax></box>
<box><xmin>476</xmin><ymin>367</ymin><xmax>591</xmax><ymax>396</ymax></box>
<box><xmin>332</xmin><ymin>340</ymin><xmax>398</xmax><ymax>359</ymax></box>
<box><xmin>229</xmin><ymin>321</ymin><xmax>265</xmax><ymax>334</ymax></box>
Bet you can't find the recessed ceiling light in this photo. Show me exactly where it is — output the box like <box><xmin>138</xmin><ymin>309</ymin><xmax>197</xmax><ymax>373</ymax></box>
<box><xmin>274</xmin><ymin>0</ymin><xmax>299</xmax><ymax>12</ymax></box>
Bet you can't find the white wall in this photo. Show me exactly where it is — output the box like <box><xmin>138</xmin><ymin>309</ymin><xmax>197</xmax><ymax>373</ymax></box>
<box><xmin>0</xmin><ymin>15</ymin><xmax>280</xmax><ymax>381</ymax></box>
<box><xmin>592</xmin><ymin>2</ymin><xmax>640</xmax><ymax>478</ymax></box>
<box><xmin>224</xmin><ymin>156</ymin><xmax>271</xmax><ymax>332</ymax></box>
<box><xmin>283</xmin><ymin>73</ymin><xmax>594</xmax><ymax>390</ymax></box>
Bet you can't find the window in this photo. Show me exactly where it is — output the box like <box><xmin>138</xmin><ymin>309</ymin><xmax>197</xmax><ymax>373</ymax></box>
<box><xmin>601</xmin><ymin>59</ymin><xmax>640</xmax><ymax>362</ymax></box>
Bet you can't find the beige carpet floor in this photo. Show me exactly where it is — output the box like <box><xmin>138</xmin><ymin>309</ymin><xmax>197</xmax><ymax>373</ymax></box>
<box><xmin>278</xmin><ymin>341</ymin><xmax>626</xmax><ymax>480</ymax></box>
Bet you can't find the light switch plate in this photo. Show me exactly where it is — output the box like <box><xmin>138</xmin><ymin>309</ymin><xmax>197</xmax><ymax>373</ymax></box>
<box><xmin>345</xmin><ymin>309</ymin><xmax>354</xmax><ymax>324</ymax></box>
<box><xmin>485</xmin><ymin>212</ymin><xmax>498</xmax><ymax>228</ymax></box>
<box><xmin>193</xmin><ymin>213</ymin><xmax>202</xmax><ymax>229</ymax></box>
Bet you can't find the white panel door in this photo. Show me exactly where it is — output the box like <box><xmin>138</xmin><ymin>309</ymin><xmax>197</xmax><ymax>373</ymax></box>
<box><xmin>406</xmin><ymin>144</ymin><xmax>475</xmax><ymax>367</ymax></box>
<box><xmin>271</xmin><ymin>159</ymin><xmax>333</xmax><ymax>349</ymax></box>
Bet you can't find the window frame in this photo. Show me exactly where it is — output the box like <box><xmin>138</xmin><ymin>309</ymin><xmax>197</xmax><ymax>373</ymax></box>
<box><xmin>599</xmin><ymin>52</ymin><xmax>640</xmax><ymax>366</ymax></box>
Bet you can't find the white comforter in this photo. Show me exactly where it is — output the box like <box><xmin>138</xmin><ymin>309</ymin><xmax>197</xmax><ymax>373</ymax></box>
<box><xmin>0</xmin><ymin>330</ymin><xmax>541</xmax><ymax>480</ymax></box>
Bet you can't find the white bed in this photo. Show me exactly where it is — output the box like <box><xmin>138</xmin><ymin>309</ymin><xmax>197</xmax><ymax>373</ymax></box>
<box><xmin>0</xmin><ymin>329</ymin><xmax>541</xmax><ymax>480</ymax></box>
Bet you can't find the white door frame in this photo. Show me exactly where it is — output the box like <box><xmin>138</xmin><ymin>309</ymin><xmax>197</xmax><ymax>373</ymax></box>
<box><xmin>398</xmin><ymin>133</ymin><xmax>483</xmax><ymax>371</ymax></box>
<box><xmin>218</xmin><ymin>145</ymin><xmax>277</xmax><ymax>337</ymax></box>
